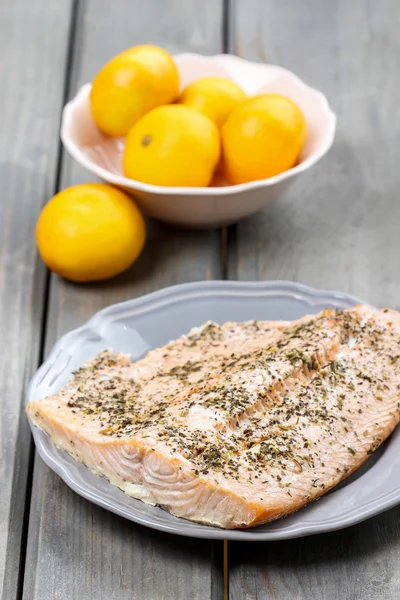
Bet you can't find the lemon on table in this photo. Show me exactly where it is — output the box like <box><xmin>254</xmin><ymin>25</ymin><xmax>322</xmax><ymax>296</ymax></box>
<box><xmin>179</xmin><ymin>77</ymin><xmax>247</xmax><ymax>127</ymax></box>
<box><xmin>36</xmin><ymin>184</ymin><xmax>146</xmax><ymax>282</ymax></box>
<box><xmin>123</xmin><ymin>104</ymin><xmax>220</xmax><ymax>187</ymax></box>
<box><xmin>90</xmin><ymin>45</ymin><xmax>179</xmax><ymax>136</ymax></box>
<box><xmin>221</xmin><ymin>94</ymin><xmax>307</xmax><ymax>185</ymax></box>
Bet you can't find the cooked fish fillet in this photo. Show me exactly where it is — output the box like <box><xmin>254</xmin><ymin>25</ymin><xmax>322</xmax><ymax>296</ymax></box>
<box><xmin>27</xmin><ymin>306</ymin><xmax>400</xmax><ymax>529</ymax></box>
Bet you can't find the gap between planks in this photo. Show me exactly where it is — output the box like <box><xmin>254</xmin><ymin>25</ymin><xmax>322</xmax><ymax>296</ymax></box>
<box><xmin>223</xmin><ymin>539</ymin><xmax>229</xmax><ymax>600</ymax></box>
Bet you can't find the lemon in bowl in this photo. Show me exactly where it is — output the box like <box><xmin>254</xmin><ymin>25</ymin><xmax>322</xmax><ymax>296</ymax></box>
<box><xmin>221</xmin><ymin>94</ymin><xmax>307</xmax><ymax>185</ymax></box>
<box><xmin>179</xmin><ymin>77</ymin><xmax>247</xmax><ymax>127</ymax></box>
<box><xmin>90</xmin><ymin>45</ymin><xmax>179</xmax><ymax>136</ymax></box>
<box><xmin>123</xmin><ymin>105</ymin><xmax>220</xmax><ymax>188</ymax></box>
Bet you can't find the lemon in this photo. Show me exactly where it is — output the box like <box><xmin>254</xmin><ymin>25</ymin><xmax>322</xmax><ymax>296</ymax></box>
<box><xmin>179</xmin><ymin>77</ymin><xmax>247</xmax><ymax>127</ymax></box>
<box><xmin>90</xmin><ymin>45</ymin><xmax>179</xmax><ymax>136</ymax></box>
<box><xmin>123</xmin><ymin>105</ymin><xmax>220</xmax><ymax>187</ymax></box>
<box><xmin>221</xmin><ymin>94</ymin><xmax>307</xmax><ymax>184</ymax></box>
<box><xmin>36</xmin><ymin>184</ymin><xmax>146</xmax><ymax>282</ymax></box>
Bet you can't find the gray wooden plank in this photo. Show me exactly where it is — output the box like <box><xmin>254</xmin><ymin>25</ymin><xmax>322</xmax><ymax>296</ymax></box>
<box><xmin>228</xmin><ymin>0</ymin><xmax>400</xmax><ymax>309</ymax></box>
<box><xmin>0</xmin><ymin>2</ymin><xmax>75</xmax><ymax>599</ymax></box>
<box><xmin>23</xmin><ymin>1</ymin><xmax>225</xmax><ymax>599</ymax></box>
<box><xmin>229</xmin><ymin>1</ymin><xmax>400</xmax><ymax>598</ymax></box>
<box><xmin>229</xmin><ymin>508</ymin><xmax>400</xmax><ymax>600</ymax></box>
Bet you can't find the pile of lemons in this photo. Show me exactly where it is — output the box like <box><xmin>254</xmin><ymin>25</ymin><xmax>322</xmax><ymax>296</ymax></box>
<box><xmin>91</xmin><ymin>45</ymin><xmax>307</xmax><ymax>187</ymax></box>
<box><xmin>36</xmin><ymin>45</ymin><xmax>307</xmax><ymax>283</ymax></box>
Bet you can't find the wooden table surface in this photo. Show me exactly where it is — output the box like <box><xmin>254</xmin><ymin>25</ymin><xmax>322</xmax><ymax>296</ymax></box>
<box><xmin>2</xmin><ymin>1</ymin><xmax>400</xmax><ymax>598</ymax></box>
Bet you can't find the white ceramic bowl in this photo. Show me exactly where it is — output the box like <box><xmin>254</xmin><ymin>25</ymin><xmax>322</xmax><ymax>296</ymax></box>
<box><xmin>61</xmin><ymin>53</ymin><xmax>336</xmax><ymax>228</ymax></box>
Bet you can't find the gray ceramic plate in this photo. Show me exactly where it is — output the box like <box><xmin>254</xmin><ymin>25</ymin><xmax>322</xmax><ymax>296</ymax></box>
<box><xmin>27</xmin><ymin>281</ymin><xmax>400</xmax><ymax>541</ymax></box>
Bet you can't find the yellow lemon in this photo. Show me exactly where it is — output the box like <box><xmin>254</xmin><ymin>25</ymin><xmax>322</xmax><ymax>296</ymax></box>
<box><xmin>221</xmin><ymin>94</ymin><xmax>307</xmax><ymax>184</ymax></box>
<box><xmin>36</xmin><ymin>184</ymin><xmax>146</xmax><ymax>282</ymax></box>
<box><xmin>123</xmin><ymin>105</ymin><xmax>220</xmax><ymax>187</ymax></box>
<box><xmin>179</xmin><ymin>77</ymin><xmax>247</xmax><ymax>127</ymax></box>
<box><xmin>90</xmin><ymin>45</ymin><xmax>179</xmax><ymax>136</ymax></box>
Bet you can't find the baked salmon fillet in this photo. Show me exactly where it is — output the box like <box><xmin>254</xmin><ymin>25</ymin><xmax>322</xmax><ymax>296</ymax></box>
<box><xmin>27</xmin><ymin>305</ymin><xmax>400</xmax><ymax>529</ymax></box>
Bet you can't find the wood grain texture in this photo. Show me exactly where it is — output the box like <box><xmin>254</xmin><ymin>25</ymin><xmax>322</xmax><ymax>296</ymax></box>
<box><xmin>23</xmin><ymin>1</ymin><xmax>224</xmax><ymax>599</ymax></box>
<box><xmin>230</xmin><ymin>508</ymin><xmax>400</xmax><ymax>600</ymax></box>
<box><xmin>229</xmin><ymin>1</ymin><xmax>400</xmax><ymax>598</ymax></box>
<box><xmin>228</xmin><ymin>0</ymin><xmax>400</xmax><ymax>309</ymax></box>
<box><xmin>0</xmin><ymin>2</ymin><xmax>75</xmax><ymax>598</ymax></box>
